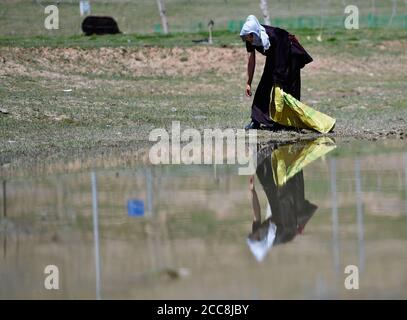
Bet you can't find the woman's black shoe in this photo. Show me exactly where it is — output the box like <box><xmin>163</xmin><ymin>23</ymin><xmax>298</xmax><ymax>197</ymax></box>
<box><xmin>245</xmin><ymin>120</ymin><xmax>260</xmax><ymax>130</ymax></box>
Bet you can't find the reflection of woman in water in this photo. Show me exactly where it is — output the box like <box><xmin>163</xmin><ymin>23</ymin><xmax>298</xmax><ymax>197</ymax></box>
<box><xmin>247</xmin><ymin>143</ymin><xmax>318</xmax><ymax>262</ymax></box>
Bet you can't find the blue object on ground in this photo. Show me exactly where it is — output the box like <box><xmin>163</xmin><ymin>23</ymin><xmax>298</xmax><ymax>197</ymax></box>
<box><xmin>127</xmin><ymin>200</ymin><xmax>144</xmax><ymax>217</ymax></box>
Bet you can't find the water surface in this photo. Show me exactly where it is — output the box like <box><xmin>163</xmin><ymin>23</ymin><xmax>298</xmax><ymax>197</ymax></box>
<box><xmin>1</xmin><ymin>138</ymin><xmax>407</xmax><ymax>299</ymax></box>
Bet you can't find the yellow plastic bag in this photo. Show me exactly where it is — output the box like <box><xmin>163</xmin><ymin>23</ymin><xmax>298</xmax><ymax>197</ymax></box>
<box><xmin>271</xmin><ymin>137</ymin><xmax>336</xmax><ymax>187</ymax></box>
<box><xmin>270</xmin><ymin>86</ymin><xmax>336</xmax><ymax>134</ymax></box>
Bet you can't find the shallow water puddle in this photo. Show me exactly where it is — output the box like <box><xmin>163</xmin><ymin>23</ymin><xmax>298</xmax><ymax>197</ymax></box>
<box><xmin>1</xmin><ymin>138</ymin><xmax>407</xmax><ymax>299</ymax></box>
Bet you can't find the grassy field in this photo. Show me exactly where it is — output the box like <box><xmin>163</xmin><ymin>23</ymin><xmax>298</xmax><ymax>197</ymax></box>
<box><xmin>1</xmin><ymin>27</ymin><xmax>407</xmax><ymax>171</ymax></box>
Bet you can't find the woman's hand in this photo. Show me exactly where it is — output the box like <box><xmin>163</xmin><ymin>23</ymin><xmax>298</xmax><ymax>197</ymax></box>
<box><xmin>245</xmin><ymin>84</ymin><xmax>252</xmax><ymax>97</ymax></box>
<box><xmin>246</xmin><ymin>52</ymin><xmax>255</xmax><ymax>96</ymax></box>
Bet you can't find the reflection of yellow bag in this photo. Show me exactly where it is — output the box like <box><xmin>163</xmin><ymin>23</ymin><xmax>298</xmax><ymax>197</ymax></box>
<box><xmin>272</xmin><ymin>137</ymin><xmax>336</xmax><ymax>186</ymax></box>
<box><xmin>270</xmin><ymin>86</ymin><xmax>336</xmax><ymax>134</ymax></box>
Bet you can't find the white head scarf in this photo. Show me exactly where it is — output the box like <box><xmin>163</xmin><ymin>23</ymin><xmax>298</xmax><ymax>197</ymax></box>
<box><xmin>247</xmin><ymin>222</ymin><xmax>277</xmax><ymax>262</ymax></box>
<box><xmin>240</xmin><ymin>15</ymin><xmax>270</xmax><ymax>51</ymax></box>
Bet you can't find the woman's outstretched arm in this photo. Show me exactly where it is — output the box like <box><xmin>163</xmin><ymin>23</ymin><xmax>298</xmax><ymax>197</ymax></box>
<box><xmin>246</xmin><ymin>51</ymin><xmax>256</xmax><ymax>97</ymax></box>
<box><xmin>249</xmin><ymin>175</ymin><xmax>261</xmax><ymax>222</ymax></box>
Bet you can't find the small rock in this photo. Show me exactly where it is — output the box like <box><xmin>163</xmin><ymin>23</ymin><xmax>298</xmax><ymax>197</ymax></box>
<box><xmin>162</xmin><ymin>267</ymin><xmax>190</xmax><ymax>280</ymax></box>
<box><xmin>177</xmin><ymin>268</ymin><xmax>190</xmax><ymax>278</ymax></box>
<box><xmin>0</xmin><ymin>108</ymin><xmax>9</xmax><ymax>114</ymax></box>
<box><xmin>171</xmin><ymin>107</ymin><xmax>177</xmax><ymax>112</ymax></box>
<box><xmin>54</xmin><ymin>114</ymin><xmax>70</xmax><ymax>121</ymax></box>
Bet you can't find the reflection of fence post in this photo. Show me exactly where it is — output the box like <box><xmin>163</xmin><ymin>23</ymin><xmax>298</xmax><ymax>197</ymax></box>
<box><xmin>355</xmin><ymin>159</ymin><xmax>365</xmax><ymax>272</ymax></box>
<box><xmin>214</xmin><ymin>163</ymin><xmax>220</xmax><ymax>185</ymax></box>
<box><xmin>376</xmin><ymin>172</ymin><xmax>381</xmax><ymax>193</ymax></box>
<box><xmin>146</xmin><ymin>168</ymin><xmax>153</xmax><ymax>216</ymax></box>
<box><xmin>2</xmin><ymin>180</ymin><xmax>6</xmax><ymax>260</ymax></box>
<box><xmin>404</xmin><ymin>153</ymin><xmax>407</xmax><ymax>217</ymax></box>
<box><xmin>2</xmin><ymin>180</ymin><xmax>6</xmax><ymax>218</ymax></box>
<box><xmin>91</xmin><ymin>172</ymin><xmax>101</xmax><ymax>300</ymax></box>
<box><xmin>2</xmin><ymin>229</ymin><xmax>5</xmax><ymax>260</ymax></box>
<box><xmin>330</xmin><ymin>158</ymin><xmax>340</xmax><ymax>274</ymax></box>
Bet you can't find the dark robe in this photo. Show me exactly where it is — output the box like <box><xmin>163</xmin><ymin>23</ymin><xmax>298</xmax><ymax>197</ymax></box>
<box><xmin>246</xmin><ymin>26</ymin><xmax>313</xmax><ymax>127</ymax></box>
<box><xmin>253</xmin><ymin>143</ymin><xmax>318</xmax><ymax>245</ymax></box>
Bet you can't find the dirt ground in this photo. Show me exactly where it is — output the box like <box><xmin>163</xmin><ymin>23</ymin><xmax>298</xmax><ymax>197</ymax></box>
<box><xmin>2</xmin><ymin>39</ymin><xmax>407</xmax><ymax>79</ymax></box>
